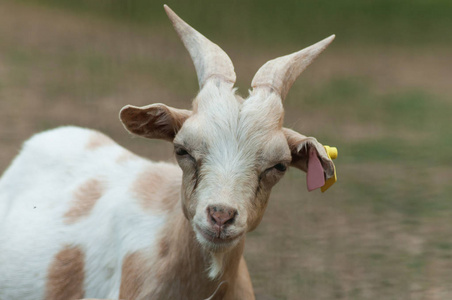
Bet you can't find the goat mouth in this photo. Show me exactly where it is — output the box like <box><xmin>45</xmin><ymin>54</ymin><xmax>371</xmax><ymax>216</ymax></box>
<box><xmin>195</xmin><ymin>225</ymin><xmax>241</xmax><ymax>246</ymax></box>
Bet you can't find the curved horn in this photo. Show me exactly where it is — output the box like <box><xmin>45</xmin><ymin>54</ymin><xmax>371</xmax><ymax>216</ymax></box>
<box><xmin>251</xmin><ymin>35</ymin><xmax>335</xmax><ymax>100</ymax></box>
<box><xmin>164</xmin><ymin>5</ymin><xmax>236</xmax><ymax>89</ymax></box>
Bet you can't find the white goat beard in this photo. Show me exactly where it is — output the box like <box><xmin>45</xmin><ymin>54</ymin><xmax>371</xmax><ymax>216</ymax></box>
<box><xmin>208</xmin><ymin>251</ymin><xmax>225</xmax><ymax>279</ymax></box>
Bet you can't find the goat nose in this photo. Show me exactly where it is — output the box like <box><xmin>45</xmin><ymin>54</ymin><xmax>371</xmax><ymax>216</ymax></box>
<box><xmin>207</xmin><ymin>205</ymin><xmax>237</xmax><ymax>228</ymax></box>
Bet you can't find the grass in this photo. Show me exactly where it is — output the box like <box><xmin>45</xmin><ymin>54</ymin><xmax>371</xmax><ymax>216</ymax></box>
<box><xmin>1</xmin><ymin>1</ymin><xmax>451</xmax><ymax>299</ymax></box>
<box><xmin>18</xmin><ymin>0</ymin><xmax>452</xmax><ymax>47</ymax></box>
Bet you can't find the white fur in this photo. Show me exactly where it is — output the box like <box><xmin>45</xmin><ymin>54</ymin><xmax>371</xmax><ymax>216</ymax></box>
<box><xmin>0</xmin><ymin>127</ymin><xmax>169</xmax><ymax>299</ymax></box>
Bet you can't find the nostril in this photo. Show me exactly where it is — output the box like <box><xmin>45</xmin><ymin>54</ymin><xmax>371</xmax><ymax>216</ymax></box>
<box><xmin>210</xmin><ymin>214</ymin><xmax>217</xmax><ymax>225</ymax></box>
<box><xmin>224</xmin><ymin>216</ymin><xmax>235</xmax><ymax>225</ymax></box>
<box><xmin>226</xmin><ymin>209</ymin><xmax>237</xmax><ymax>224</ymax></box>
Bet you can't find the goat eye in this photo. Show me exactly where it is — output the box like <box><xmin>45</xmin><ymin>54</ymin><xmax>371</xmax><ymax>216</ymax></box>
<box><xmin>273</xmin><ymin>163</ymin><xmax>287</xmax><ymax>172</ymax></box>
<box><xmin>175</xmin><ymin>147</ymin><xmax>189</xmax><ymax>156</ymax></box>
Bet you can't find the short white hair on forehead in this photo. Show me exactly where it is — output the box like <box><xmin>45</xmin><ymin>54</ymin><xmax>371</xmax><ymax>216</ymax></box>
<box><xmin>178</xmin><ymin>87</ymin><xmax>285</xmax><ymax>185</ymax></box>
<box><xmin>193</xmin><ymin>81</ymin><xmax>241</xmax><ymax>132</ymax></box>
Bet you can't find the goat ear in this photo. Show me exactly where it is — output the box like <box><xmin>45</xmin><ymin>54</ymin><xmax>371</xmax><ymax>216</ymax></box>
<box><xmin>283</xmin><ymin>128</ymin><xmax>335</xmax><ymax>188</ymax></box>
<box><xmin>120</xmin><ymin>103</ymin><xmax>192</xmax><ymax>142</ymax></box>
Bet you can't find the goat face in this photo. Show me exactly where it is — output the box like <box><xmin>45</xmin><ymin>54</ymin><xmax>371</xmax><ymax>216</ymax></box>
<box><xmin>173</xmin><ymin>84</ymin><xmax>291</xmax><ymax>251</ymax></box>
<box><xmin>120</xmin><ymin>6</ymin><xmax>336</xmax><ymax>252</ymax></box>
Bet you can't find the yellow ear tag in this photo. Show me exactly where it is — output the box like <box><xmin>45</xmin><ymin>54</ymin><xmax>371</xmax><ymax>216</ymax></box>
<box><xmin>321</xmin><ymin>146</ymin><xmax>338</xmax><ymax>192</ymax></box>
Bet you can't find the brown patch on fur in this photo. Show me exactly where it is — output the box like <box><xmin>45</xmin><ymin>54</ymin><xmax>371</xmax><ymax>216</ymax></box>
<box><xmin>116</xmin><ymin>150</ymin><xmax>138</xmax><ymax>164</ymax></box>
<box><xmin>86</xmin><ymin>131</ymin><xmax>114</xmax><ymax>150</ymax></box>
<box><xmin>158</xmin><ymin>238</ymin><xmax>170</xmax><ymax>259</ymax></box>
<box><xmin>229</xmin><ymin>256</ymin><xmax>255</xmax><ymax>299</ymax></box>
<box><xmin>119</xmin><ymin>251</ymin><xmax>149</xmax><ymax>300</ymax></box>
<box><xmin>131</xmin><ymin>165</ymin><xmax>181</xmax><ymax>212</ymax></box>
<box><xmin>45</xmin><ymin>245</ymin><xmax>85</xmax><ymax>300</ymax></box>
<box><xmin>64</xmin><ymin>179</ymin><xmax>104</xmax><ymax>224</ymax></box>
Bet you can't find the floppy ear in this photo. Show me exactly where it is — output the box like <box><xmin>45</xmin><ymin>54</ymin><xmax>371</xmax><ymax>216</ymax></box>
<box><xmin>120</xmin><ymin>103</ymin><xmax>192</xmax><ymax>142</ymax></box>
<box><xmin>283</xmin><ymin>127</ymin><xmax>335</xmax><ymax>179</ymax></box>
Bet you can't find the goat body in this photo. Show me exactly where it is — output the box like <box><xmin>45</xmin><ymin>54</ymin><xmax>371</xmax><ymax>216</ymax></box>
<box><xmin>0</xmin><ymin>126</ymin><xmax>252</xmax><ymax>299</ymax></box>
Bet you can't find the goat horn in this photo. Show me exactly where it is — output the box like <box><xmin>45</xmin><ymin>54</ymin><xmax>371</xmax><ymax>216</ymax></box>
<box><xmin>251</xmin><ymin>35</ymin><xmax>335</xmax><ymax>100</ymax></box>
<box><xmin>164</xmin><ymin>5</ymin><xmax>236</xmax><ymax>89</ymax></box>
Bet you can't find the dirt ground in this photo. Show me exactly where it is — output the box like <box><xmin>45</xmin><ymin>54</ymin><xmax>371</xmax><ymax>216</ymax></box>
<box><xmin>1</xmin><ymin>2</ymin><xmax>451</xmax><ymax>299</ymax></box>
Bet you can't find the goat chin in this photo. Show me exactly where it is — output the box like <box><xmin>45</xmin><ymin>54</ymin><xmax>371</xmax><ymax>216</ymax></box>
<box><xmin>194</xmin><ymin>229</ymin><xmax>244</xmax><ymax>279</ymax></box>
<box><xmin>195</xmin><ymin>228</ymin><xmax>243</xmax><ymax>253</ymax></box>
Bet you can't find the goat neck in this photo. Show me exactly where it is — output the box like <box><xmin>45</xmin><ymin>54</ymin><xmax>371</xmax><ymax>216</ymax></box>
<box><xmin>148</xmin><ymin>206</ymin><xmax>245</xmax><ymax>299</ymax></box>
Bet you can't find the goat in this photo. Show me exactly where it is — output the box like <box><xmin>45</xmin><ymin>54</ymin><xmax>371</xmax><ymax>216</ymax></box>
<box><xmin>0</xmin><ymin>5</ymin><xmax>336</xmax><ymax>300</ymax></box>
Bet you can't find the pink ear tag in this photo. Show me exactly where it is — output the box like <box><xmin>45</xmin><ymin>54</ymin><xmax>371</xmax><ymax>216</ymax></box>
<box><xmin>307</xmin><ymin>148</ymin><xmax>325</xmax><ymax>192</ymax></box>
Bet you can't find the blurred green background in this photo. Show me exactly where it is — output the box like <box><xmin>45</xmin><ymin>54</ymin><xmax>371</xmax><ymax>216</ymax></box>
<box><xmin>0</xmin><ymin>0</ymin><xmax>451</xmax><ymax>299</ymax></box>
